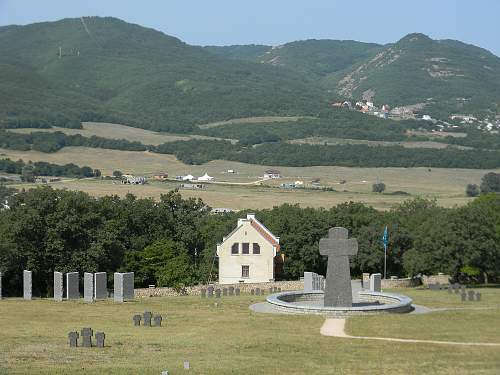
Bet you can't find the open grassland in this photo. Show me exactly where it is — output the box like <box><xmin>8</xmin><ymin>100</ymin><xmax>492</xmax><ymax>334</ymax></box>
<box><xmin>10</xmin><ymin>122</ymin><xmax>229</xmax><ymax>145</ymax></box>
<box><xmin>197</xmin><ymin>115</ymin><xmax>313</xmax><ymax>129</ymax></box>
<box><xmin>0</xmin><ymin>289</ymin><xmax>500</xmax><ymax>374</ymax></box>
<box><xmin>289</xmin><ymin>136</ymin><xmax>473</xmax><ymax>150</ymax></box>
<box><xmin>2</xmin><ymin>146</ymin><xmax>496</xmax><ymax>210</ymax></box>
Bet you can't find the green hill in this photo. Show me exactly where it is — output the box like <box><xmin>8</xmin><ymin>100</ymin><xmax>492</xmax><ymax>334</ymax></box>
<box><xmin>0</xmin><ymin>17</ymin><xmax>325</xmax><ymax>132</ymax></box>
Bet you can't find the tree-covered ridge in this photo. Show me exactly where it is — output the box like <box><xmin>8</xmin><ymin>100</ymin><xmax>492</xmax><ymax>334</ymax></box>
<box><xmin>0</xmin><ymin>17</ymin><xmax>325</xmax><ymax>132</ymax></box>
<box><xmin>1</xmin><ymin>187</ymin><xmax>499</xmax><ymax>296</ymax></box>
<box><xmin>0</xmin><ymin>158</ymin><xmax>97</xmax><ymax>178</ymax></box>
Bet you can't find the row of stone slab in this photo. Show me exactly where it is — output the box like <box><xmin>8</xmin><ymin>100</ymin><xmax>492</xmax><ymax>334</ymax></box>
<box><xmin>10</xmin><ymin>270</ymin><xmax>134</xmax><ymax>303</ymax></box>
<box><xmin>133</xmin><ymin>312</ymin><xmax>163</xmax><ymax>327</ymax></box>
<box><xmin>68</xmin><ymin>328</ymin><xmax>105</xmax><ymax>348</ymax></box>
<box><xmin>200</xmin><ymin>286</ymin><xmax>282</xmax><ymax>298</ymax></box>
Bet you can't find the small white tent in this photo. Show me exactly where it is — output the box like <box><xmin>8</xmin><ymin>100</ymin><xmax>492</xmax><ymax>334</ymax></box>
<box><xmin>182</xmin><ymin>174</ymin><xmax>194</xmax><ymax>181</ymax></box>
<box><xmin>197</xmin><ymin>173</ymin><xmax>214</xmax><ymax>181</ymax></box>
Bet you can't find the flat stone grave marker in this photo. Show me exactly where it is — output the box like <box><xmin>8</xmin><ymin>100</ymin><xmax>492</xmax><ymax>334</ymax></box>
<box><xmin>81</xmin><ymin>327</ymin><xmax>93</xmax><ymax>348</ymax></box>
<box><xmin>370</xmin><ymin>273</ymin><xmax>382</xmax><ymax>293</ymax></box>
<box><xmin>133</xmin><ymin>314</ymin><xmax>142</xmax><ymax>326</ymax></box>
<box><xmin>235</xmin><ymin>288</ymin><xmax>240</xmax><ymax>296</ymax></box>
<box><xmin>215</xmin><ymin>289</ymin><xmax>221</xmax><ymax>298</ymax></box>
<box><xmin>228</xmin><ymin>286</ymin><xmax>234</xmax><ymax>296</ymax></box>
<box><xmin>94</xmin><ymin>272</ymin><xmax>107</xmax><ymax>300</ymax></box>
<box><xmin>207</xmin><ymin>286</ymin><xmax>214</xmax><ymax>298</ymax></box>
<box><xmin>319</xmin><ymin>227</ymin><xmax>358</xmax><ymax>307</ymax></box>
<box><xmin>143</xmin><ymin>311</ymin><xmax>152</xmax><ymax>327</ymax></box>
<box><xmin>476</xmin><ymin>292</ymin><xmax>481</xmax><ymax>301</ymax></box>
<box><xmin>461</xmin><ymin>292</ymin><xmax>467</xmax><ymax>302</ymax></box>
<box><xmin>84</xmin><ymin>272</ymin><xmax>94</xmax><ymax>303</ymax></box>
<box><xmin>95</xmin><ymin>332</ymin><xmax>105</xmax><ymax>348</ymax></box>
<box><xmin>153</xmin><ymin>315</ymin><xmax>162</xmax><ymax>327</ymax></box>
<box><xmin>201</xmin><ymin>288</ymin><xmax>206</xmax><ymax>298</ymax></box>
<box><xmin>222</xmin><ymin>288</ymin><xmax>228</xmax><ymax>296</ymax></box>
<box><xmin>23</xmin><ymin>270</ymin><xmax>32</xmax><ymax>300</ymax></box>
<box><xmin>467</xmin><ymin>290</ymin><xmax>475</xmax><ymax>301</ymax></box>
<box><xmin>68</xmin><ymin>331</ymin><xmax>79</xmax><ymax>347</ymax></box>
<box><xmin>66</xmin><ymin>272</ymin><xmax>79</xmax><ymax>300</ymax></box>
<box><xmin>54</xmin><ymin>272</ymin><xmax>63</xmax><ymax>302</ymax></box>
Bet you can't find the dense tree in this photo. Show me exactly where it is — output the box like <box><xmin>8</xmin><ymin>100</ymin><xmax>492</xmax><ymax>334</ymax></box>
<box><xmin>480</xmin><ymin>172</ymin><xmax>500</xmax><ymax>193</ymax></box>
<box><xmin>372</xmin><ymin>182</ymin><xmax>386</xmax><ymax>193</ymax></box>
<box><xmin>466</xmin><ymin>183</ymin><xmax>480</xmax><ymax>197</ymax></box>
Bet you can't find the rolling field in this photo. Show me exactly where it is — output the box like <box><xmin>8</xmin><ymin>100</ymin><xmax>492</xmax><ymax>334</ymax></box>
<box><xmin>0</xmin><ymin>289</ymin><xmax>499</xmax><ymax>374</ymax></box>
<box><xmin>2</xmin><ymin>145</ymin><xmax>495</xmax><ymax>210</ymax></box>
<box><xmin>197</xmin><ymin>115</ymin><xmax>312</xmax><ymax>129</ymax></box>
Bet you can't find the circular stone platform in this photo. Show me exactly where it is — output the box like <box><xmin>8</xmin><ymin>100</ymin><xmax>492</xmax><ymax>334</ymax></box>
<box><xmin>263</xmin><ymin>290</ymin><xmax>413</xmax><ymax>317</ymax></box>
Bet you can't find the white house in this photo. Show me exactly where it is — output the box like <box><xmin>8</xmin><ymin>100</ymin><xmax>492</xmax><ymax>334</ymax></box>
<box><xmin>217</xmin><ymin>214</ymin><xmax>282</xmax><ymax>284</ymax></box>
<box><xmin>182</xmin><ymin>174</ymin><xmax>194</xmax><ymax>181</ymax></box>
<box><xmin>263</xmin><ymin>169</ymin><xmax>281</xmax><ymax>179</ymax></box>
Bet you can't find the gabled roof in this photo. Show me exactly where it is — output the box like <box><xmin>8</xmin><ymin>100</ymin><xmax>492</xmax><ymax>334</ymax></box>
<box><xmin>218</xmin><ymin>214</ymin><xmax>280</xmax><ymax>252</ymax></box>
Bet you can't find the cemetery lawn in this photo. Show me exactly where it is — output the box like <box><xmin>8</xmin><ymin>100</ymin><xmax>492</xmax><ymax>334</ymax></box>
<box><xmin>0</xmin><ymin>289</ymin><xmax>499</xmax><ymax>374</ymax></box>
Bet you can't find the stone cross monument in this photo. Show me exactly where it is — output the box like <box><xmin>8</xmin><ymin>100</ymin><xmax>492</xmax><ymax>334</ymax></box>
<box><xmin>319</xmin><ymin>227</ymin><xmax>358</xmax><ymax>307</ymax></box>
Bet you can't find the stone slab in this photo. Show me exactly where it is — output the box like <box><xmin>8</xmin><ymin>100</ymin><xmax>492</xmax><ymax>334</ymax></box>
<box><xmin>66</xmin><ymin>272</ymin><xmax>79</xmax><ymax>299</ymax></box>
<box><xmin>0</xmin><ymin>272</ymin><xmax>2</xmax><ymax>300</ymax></box>
<box><xmin>23</xmin><ymin>270</ymin><xmax>32</xmax><ymax>300</ymax></box>
<box><xmin>94</xmin><ymin>272</ymin><xmax>107</xmax><ymax>300</ymax></box>
<box><xmin>370</xmin><ymin>273</ymin><xmax>382</xmax><ymax>293</ymax></box>
<box><xmin>54</xmin><ymin>272</ymin><xmax>63</xmax><ymax>302</ymax></box>
<box><xmin>84</xmin><ymin>272</ymin><xmax>94</xmax><ymax>303</ymax></box>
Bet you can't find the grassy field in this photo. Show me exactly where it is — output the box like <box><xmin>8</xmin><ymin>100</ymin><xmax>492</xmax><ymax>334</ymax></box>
<box><xmin>197</xmin><ymin>116</ymin><xmax>312</xmax><ymax>129</ymax></box>
<box><xmin>10</xmin><ymin>122</ymin><xmax>230</xmax><ymax>145</ymax></box>
<box><xmin>2</xmin><ymin>145</ymin><xmax>496</xmax><ymax>210</ymax></box>
<box><xmin>1</xmin><ymin>288</ymin><xmax>499</xmax><ymax>374</ymax></box>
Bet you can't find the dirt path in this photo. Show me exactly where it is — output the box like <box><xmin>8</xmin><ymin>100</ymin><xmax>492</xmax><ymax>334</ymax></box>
<box><xmin>320</xmin><ymin>318</ymin><xmax>500</xmax><ymax>347</ymax></box>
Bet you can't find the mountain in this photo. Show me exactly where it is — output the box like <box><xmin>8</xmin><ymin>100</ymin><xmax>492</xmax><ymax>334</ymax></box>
<box><xmin>0</xmin><ymin>17</ymin><xmax>325</xmax><ymax>132</ymax></box>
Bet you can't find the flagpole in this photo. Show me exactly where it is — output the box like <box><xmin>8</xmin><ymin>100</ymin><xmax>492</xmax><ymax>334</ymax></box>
<box><xmin>384</xmin><ymin>244</ymin><xmax>387</xmax><ymax>280</ymax></box>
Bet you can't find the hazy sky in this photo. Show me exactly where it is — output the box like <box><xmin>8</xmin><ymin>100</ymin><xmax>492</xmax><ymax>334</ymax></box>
<box><xmin>1</xmin><ymin>0</ymin><xmax>499</xmax><ymax>56</ymax></box>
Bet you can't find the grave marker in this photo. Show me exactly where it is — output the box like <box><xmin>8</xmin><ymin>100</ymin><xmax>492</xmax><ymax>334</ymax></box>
<box><xmin>256</xmin><ymin>288</ymin><xmax>261</xmax><ymax>296</ymax></box>
<box><xmin>461</xmin><ymin>292</ymin><xmax>467</xmax><ymax>302</ymax></box>
<box><xmin>319</xmin><ymin>227</ymin><xmax>358</xmax><ymax>307</ymax></box>
<box><xmin>23</xmin><ymin>270</ymin><xmax>32</xmax><ymax>300</ymax></box>
<box><xmin>222</xmin><ymin>288</ymin><xmax>228</xmax><ymax>296</ymax></box>
<box><xmin>215</xmin><ymin>289</ymin><xmax>221</xmax><ymax>298</ymax></box>
<box><xmin>153</xmin><ymin>315</ymin><xmax>162</xmax><ymax>327</ymax></box>
<box><xmin>114</xmin><ymin>272</ymin><xmax>134</xmax><ymax>303</ymax></box>
<box><xmin>143</xmin><ymin>311</ymin><xmax>152</xmax><ymax>327</ymax></box>
<box><xmin>228</xmin><ymin>286</ymin><xmax>234</xmax><ymax>296</ymax></box>
<box><xmin>251</xmin><ymin>289</ymin><xmax>255</xmax><ymax>295</ymax></box>
<box><xmin>84</xmin><ymin>272</ymin><xmax>94</xmax><ymax>303</ymax></box>
<box><xmin>201</xmin><ymin>288</ymin><xmax>206</xmax><ymax>298</ymax></box>
<box><xmin>207</xmin><ymin>286</ymin><xmax>214</xmax><ymax>298</ymax></box>
<box><xmin>0</xmin><ymin>272</ymin><xmax>2</xmax><ymax>300</ymax></box>
<box><xmin>95</xmin><ymin>332</ymin><xmax>105</xmax><ymax>348</ymax></box>
<box><xmin>54</xmin><ymin>272</ymin><xmax>63</xmax><ymax>302</ymax></box>
<box><xmin>476</xmin><ymin>292</ymin><xmax>481</xmax><ymax>302</ymax></box>
<box><xmin>81</xmin><ymin>327</ymin><xmax>93</xmax><ymax>347</ymax></box>
<box><xmin>94</xmin><ymin>272</ymin><xmax>107</xmax><ymax>300</ymax></box>
<box><xmin>68</xmin><ymin>331</ymin><xmax>79</xmax><ymax>347</ymax></box>
<box><xmin>235</xmin><ymin>288</ymin><xmax>240</xmax><ymax>296</ymax></box>
<box><xmin>369</xmin><ymin>273</ymin><xmax>382</xmax><ymax>293</ymax></box>
<box><xmin>66</xmin><ymin>272</ymin><xmax>79</xmax><ymax>300</ymax></box>
<box><xmin>467</xmin><ymin>290</ymin><xmax>475</xmax><ymax>301</ymax></box>
<box><xmin>133</xmin><ymin>314</ymin><xmax>142</xmax><ymax>326</ymax></box>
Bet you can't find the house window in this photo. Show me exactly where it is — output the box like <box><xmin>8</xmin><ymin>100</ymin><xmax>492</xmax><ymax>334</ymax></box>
<box><xmin>253</xmin><ymin>243</ymin><xmax>260</xmax><ymax>254</ymax></box>
<box><xmin>242</xmin><ymin>265</ymin><xmax>249</xmax><ymax>278</ymax></box>
<box><xmin>231</xmin><ymin>243</ymin><xmax>239</xmax><ymax>255</ymax></box>
<box><xmin>242</xmin><ymin>243</ymin><xmax>249</xmax><ymax>254</ymax></box>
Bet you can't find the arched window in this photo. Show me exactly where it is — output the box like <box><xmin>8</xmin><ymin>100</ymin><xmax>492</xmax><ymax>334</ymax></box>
<box><xmin>231</xmin><ymin>243</ymin><xmax>239</xmax><ymax>255</ymax></box>
<box><xmin>253</xmin><ymin>243</ymin><xmax>260</xmax><ymax>254</ymax></box>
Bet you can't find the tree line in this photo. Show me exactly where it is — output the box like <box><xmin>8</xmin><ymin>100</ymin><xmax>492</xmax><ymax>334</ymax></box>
<box><xmin>0</xmin><ymin>158</ymin><xmax>98</xmax><ymax>179</ymax></box>
<box><xmin>1</xmin><ymin>187</ymin><xmax>499</xmax><ymax>296</ymax></box>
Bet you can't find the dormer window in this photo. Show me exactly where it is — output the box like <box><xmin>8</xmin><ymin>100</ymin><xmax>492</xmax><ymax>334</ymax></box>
<box><xmin>231</xmin><ymin>243</ymin><xmax>239</xmax><ymax>255</ymax></box>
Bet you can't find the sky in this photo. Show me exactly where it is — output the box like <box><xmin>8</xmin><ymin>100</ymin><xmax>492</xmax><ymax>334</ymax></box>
<box><xmin>1</xmin><ymin>0</ymin><xmax>499</xmax><ymax>56</ymax></box>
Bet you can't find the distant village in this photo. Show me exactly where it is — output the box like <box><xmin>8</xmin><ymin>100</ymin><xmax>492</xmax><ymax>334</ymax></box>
<box><xmin>332</xmin><ymin>99</ymin><xmax>500</xmax><ymax>134</ymax></box>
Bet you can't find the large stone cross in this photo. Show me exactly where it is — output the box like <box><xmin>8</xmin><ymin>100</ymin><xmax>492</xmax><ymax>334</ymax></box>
<box><xmin>319</xmin><ymin>227</ymin><xmax>358</xmax><ymax>307</ymax></box>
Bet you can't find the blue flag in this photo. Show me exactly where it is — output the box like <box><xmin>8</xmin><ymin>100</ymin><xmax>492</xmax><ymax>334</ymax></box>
<box><xmin>382</xmin><ymin>226</ymin><xmax>389</xmax><ymax>248</ymax></box>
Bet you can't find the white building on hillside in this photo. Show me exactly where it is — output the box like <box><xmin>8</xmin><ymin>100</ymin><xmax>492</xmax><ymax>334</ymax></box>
<box><xmin>217</xmin><ymin>214</ymin><xmax>282</xmax><ymax>284</ymax></box>
<box><xmin>197</xmin><ymin>173</ymin><xmax>214</xmax><ymax>181</ymax></box>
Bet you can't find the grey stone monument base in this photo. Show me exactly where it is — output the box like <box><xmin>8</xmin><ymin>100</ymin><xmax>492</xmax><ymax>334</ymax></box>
<box><xmin>23</xmin><ymin>270</ymin><xmax>32</xmax><ymax>300</ymax></box>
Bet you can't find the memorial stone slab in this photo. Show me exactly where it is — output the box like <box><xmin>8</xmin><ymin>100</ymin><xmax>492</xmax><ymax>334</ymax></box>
<box><xmin>94</xmin><ymin>272</ymin><xmax>107</xmax><ymax>300</ymax></box>
<box><xmin>201</xmin><ymin>288</ymin><xmax>207</xmax><ymax>298</ymax></box>
<box><xmin>133</xmin><ymin>314</ymin><xmax>142</xmax><ymax>326</ymax></box>
<box><xmin>362</xmin><ymin>273</ymin><xmax>371</xmax><ymax>289</ymax></box>
<box><xmin>23</xmin><ymin>270</ymin><xmax>32</xmax><ymax>300</ymax></box>
<box><xmin>81</xmin><ymin>327</ymin><xmax>93</xmax><ymax>348</ymax></box>
<box><xmin>54</xmin><ymin>272</ymin><xmax>63</xmax><ymax>302</ymax></box>
<box><xmin>228</xmin><ymin>286</ymin><xmax>234</xmax><ymax>296</ymax></box>
<box><xmin>153</xmin><ymin>315</ymin><xmax>162</xmax><ymax>327</ymax></box>
<box><xmin>143</xmin><ymin>311</ymin><xmax>152</xmax><ymax>327</ymax></box>
<box><xmin>215</xmin><ymin>289</ymin><xmax>221</xmax><ymax>298</ymax></box>
<box><xmin>235</xmin><ymin>288</ymin><xmax>240</xmax><ymax>296</ymax></box>
<box><xmin>66</xmin><ymin>272</ymin><xmax>79</xmax><ymax>300</ymax></box>
<box><xmin>467</xmin><ymin>290</ymin><xmax>475</xmax><ymax>301</ymax></box>
<box><xmin>369</xmin><ymin>273</ymin><xmax>382</xmax><ymax>293</ymax></box>
<box><xmin>114</xmin><ymin>273</ymin><xmax>124</xmax><ymax>302</ymax></box>
<box><xmin>222</xmin><ymin>288</ymin><xmax>228</xmax><ymax>296</ymax></box>
<box><xmin>319</xmin><ymin>227</ymin><xmax>358</xmax><ymax>307</ymax></box>
<box><xmin>122</xmin><ymin>272</ymin><xmax>134</xmax><ymax>300</ymax></box>
<box><xmin>84</xmin><ymin>272</ymin><xmax>94</xmax><ymax>303</ymax></box>
<box><xmin>95</xmin><ymin>332</ymin><xmax>105</xmax><ymax>348</ymax></box>
<box><xmin>68</xmin><ymin>331</ymin><xmax>79</xmax><ymax>347</ymax></box>
<box><xmin>304</xmin><ymin>272</ymin><xmax>314</xmax><ymax>292</ymax></box>
<box><xmin>207</xmin><ymin>286</ymin><xmax>214</xmax><ymax>298</ymax></box>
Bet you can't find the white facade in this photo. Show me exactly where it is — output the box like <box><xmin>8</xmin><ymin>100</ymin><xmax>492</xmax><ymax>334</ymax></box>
<box><xmin>217</xmin><ymin>214</ymin><xmax>280</xmax><ymax>284</ymax></box>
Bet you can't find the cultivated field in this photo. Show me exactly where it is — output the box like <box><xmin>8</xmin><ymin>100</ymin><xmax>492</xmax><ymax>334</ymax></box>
<box><xmin>197</xmin><ymin>115</ymin><xmax>312</xmax><ymax>129</ymax></box>
<box><xmin>0</xmin><ymin>288</ymin><xmax>499</xmax><ymax>374</ymax></box>
<box><xmin>2</xmin><ymin>146</ymin><xmax>496</xmax><ymax>210</ymax></box>
<box><xmin>10</xmin><ymin>122</ymin><xmax>230</xmax><ymax>145</ymax></box>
